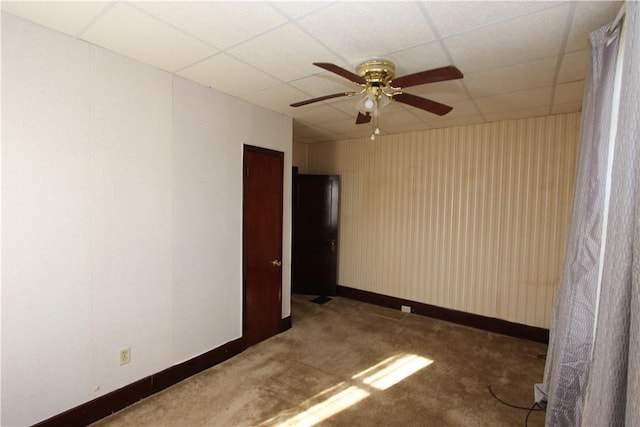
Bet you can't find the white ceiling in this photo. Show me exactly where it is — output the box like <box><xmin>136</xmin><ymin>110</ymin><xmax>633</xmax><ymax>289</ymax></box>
<box><xmin>1</xmin><ymin>1</ymin><xmax>621</xmax><ymax>144</ymax></box>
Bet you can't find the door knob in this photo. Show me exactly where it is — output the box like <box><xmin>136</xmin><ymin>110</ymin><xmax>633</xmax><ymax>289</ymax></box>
<box><xmin>271</xmin><ymin>259</ymin><xmax>282</xmax><ymax>267</ymax></box>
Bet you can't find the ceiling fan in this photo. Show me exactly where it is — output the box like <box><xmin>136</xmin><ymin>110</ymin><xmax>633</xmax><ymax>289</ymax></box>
<box><xmin>290</xmin><ymin>59</ymin><xmax>463</xmax><ymax>139</ymax></box>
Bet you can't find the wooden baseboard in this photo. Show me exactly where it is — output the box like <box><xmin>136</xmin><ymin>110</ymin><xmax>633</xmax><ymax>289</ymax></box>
<box><xmin>34</xmin><ymin>313</ymin><xmax>295</xmax><ymax>427</ymax></box>
<box><xmin>280</xmin><ymin>315</ymin><xmax>292</xmax><ymax>332</ymax></box>
<box><xmin>336</xmin><ymin>285</ymin><xmax>549</xmax><ymax>344</ymax></box>
<box><xmin>34</xmin><ymin>338</ymin><xmax>244</xmax><ymax>427</ymax></box>
<box><xmin>33</xmin><ymin>297</ymin><xmax>544</xmax><ymax>426</ymax></box>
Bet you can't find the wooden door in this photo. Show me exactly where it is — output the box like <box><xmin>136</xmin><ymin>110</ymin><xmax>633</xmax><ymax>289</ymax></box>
<box><xmin>243</xmin><ymin>145</ymin><xmax>283</xmax><ymax>347</ymax></box>
<box><xmin>292</xmin><ymin>174</ymin><xmax>339</xmax><ymax>296</ymax></box>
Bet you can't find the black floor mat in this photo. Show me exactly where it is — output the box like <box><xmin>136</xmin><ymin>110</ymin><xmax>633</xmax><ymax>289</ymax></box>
<box><xmin>311</xmin><ymin>295</ymin><xmax>333</xmax><ymax>305</ymax></box>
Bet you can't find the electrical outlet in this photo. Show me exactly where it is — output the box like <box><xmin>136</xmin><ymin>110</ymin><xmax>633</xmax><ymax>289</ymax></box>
<box><xmin>120</xmin><ymin>348</ymin><xmax>131</xmax><ymax>366</ymax></box>
<box><xmin>401</xmin><ymin>305</ymin><xmax>411</xmax><ymax>313</ymax></box>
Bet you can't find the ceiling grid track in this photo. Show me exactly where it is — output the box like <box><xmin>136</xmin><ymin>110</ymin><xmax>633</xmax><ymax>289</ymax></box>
<box><xmin>415</xmin><ymin>2</ymin><xmax>487</xmax><ymax>124</ymax></box>
<box><xmin>549</xmin><ymin>1</ymin><xmax>577</xmax><ymax>116</ymax></box>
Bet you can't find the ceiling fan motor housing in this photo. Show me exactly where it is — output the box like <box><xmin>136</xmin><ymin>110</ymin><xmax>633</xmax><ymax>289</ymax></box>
<box><xmin>356</xmin><ymin>59</ymin><xmax>396</xmax><ymax>85</ymax></box>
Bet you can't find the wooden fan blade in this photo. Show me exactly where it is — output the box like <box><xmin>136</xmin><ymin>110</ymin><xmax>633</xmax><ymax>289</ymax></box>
<box><xmin>392</xmin><ymin>66</ymin><xmax>463</xmax><ymax>89</ymax></box>
<box><xmin>356</xmin><ymin>112</ymin><xmax>371</xmax><ymax>124</ymax></box>
<box><xmin>290</xmin><ymin>92</ymin><xmax>350</xmax><ymax>107</ymax></box>
<box><xmin>314</xmin><ymin>62</ymin><xmax>366</xmax><ymax>85</ymax></box>
<box><xmin>394</xmin><ymin>93</ymin><xmax>453</xmax><ymax>116</ymax></box>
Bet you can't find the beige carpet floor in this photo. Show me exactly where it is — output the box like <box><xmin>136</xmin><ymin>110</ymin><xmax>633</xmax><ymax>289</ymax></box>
<box><xmin>92</xmin><ymin>294</ymin><xmax>547</xmax><ymax>426</ymax></box>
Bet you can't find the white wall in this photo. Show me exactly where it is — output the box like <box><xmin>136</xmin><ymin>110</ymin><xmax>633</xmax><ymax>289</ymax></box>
<box><xmin>1</xmin><ymin>13</ymin><xmax>292</xmax><ymax>426</ymax></box>
<box><xmin>292</xmin><ymin>141</ymin><xmax>308</xmax><ymax>173</ymax></box>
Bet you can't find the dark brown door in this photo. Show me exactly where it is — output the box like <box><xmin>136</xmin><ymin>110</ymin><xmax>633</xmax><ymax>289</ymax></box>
<box><xmin>292</xmin><ymin>174</ymin><xmax>339</xmax><ymax>296</ymax></box>
<box><xmin>243</xmin><ymin>145</ymin><xmax>283</xmax><ymax>347</ymax></box>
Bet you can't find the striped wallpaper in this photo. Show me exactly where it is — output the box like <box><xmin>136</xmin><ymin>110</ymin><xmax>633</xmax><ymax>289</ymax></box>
<box><xmin>300</xmin><ymin>113</ymin><xmax>580</xmax><ymax>328</ymax></box>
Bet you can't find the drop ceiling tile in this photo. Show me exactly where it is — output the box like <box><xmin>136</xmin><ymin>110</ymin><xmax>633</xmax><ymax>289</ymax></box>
<box><xmin>80</xmin><ymin>3</ymin><xmax>217</xmax><ymax>73</ymax></box>
<box><xmin>227</xmin><ymin>23</ymin><xmax>343</xmax><ymax>83</ymax></box>
<box><xmin>428</xmin><ymin>115</ymin><xmax>485</xmax><ymax>129</ymax></box>
<box><xmin>485</xmin><ymin>106</ymin><xmax>550</xmax><ymax>123</ymax></box>
<box><xmin>557</xmin><ymin>49</ymin><xmax>589</xmax><ymax>83</ymax></box>
<box><xmin>476</xmin><ymin>86</ymin><xmax>552</xmax><ymax>115</ymax></box>
<box><xmin>289</xmin><ymin>73</ymin><xmax>358</xmax><ymax>99</ymax></box>
<box><xmin>269</xmin><ymin>1</ymin><xmax>331</xmax><ymax>19</ymax></box>
<box><xmin>288</xmin><ymin>104</ymin><xmax>351</xmax><ymax>125</ymax></box>
<box><xmin>381</xmin><ymin>121</ymin><xmax>433</xmax><ymax>135</ymax></box>
<box><xmin>377</xmin><ymin>113</ymin><xmax>427</xmax><ymax>136</ymax></box>
<box><xmin>0</xmin><ymin>1</ymin><xmax>110</xmax><ymax>36</ymax></box>
<box><xmin>565</xmin><ymin>1</ymin><xmax>622</xmax><ymax>52</ymax></box>
<box><xmin>382</xmin><ymin>102</ymin><xmax>413</xmax><ymax>115</ymax></box>
<box><xmin>422</xmin><ymin>1</ymin><xmax>562</xmax><ymax>38</ymax></box>
<box><xmin>293</xmin><ymin>123</ymin><xmax>339</xmax><ymax>139</ymax></box>
<box><xmin>386</xmin><ymin>41</ymin><xmax>451</xmax><ymax>77</ymax></box>
<box><xmin>554</xmin><ymin>80</ymin><xmax>585</xmax><ymax>105</ymax></box>
<box><xmin>464</xmin><ymin>56</ymin><xmax>557</xmax><ymax>98</ymax></box>
<box><xmin>337</xmin><ymin>125</ymin><xmax>376</xmax><ymax>140</ymax></box>
<box><xmin>551</xmin><ymin>102</ymin><xmax>582</xmax><ymax>115</ymax></box>
<box><xmin>379</xmin><ymin>109</ymin><xmax>426</xmax><ymax>128</ymax></box>
<box><xmin>321</xmin><ymin>97</ymin><xmax>364</xmax><ymax>116</ymax></box>
<box><xmin>134</xmin><ymin>2</ymin><xmax>286</xmax><ymax>50</ymax></box>
<box><xmin>411</xmin><ymin>99</ymin><xmax>481</xmax><ymax>123</ymax></box>
<box><xmin>319</xmin><ymin>117</ymin><xmax>368</xmax><ymax>135</ymax></box>
<box><xmin>177</xmin><ymin>53</ymin><xmax>281</xmax><ymax>97</ymax></box>
<box><xmin>408</xmin><ymin>80</ymin><xmax>469</xmax><ymax>104</ymax></box>
<box><xmin>240</xmin><ymin>84</ymin><xmax>309</xmax><ymax>113</ymax></box>
<box><xmin>297</xmin><ymin>135</ymin><xmax>335</xmax><ymax>144</ymax></box>
<box><xmin>313</xmin><ymin>124</ymin><xmax>354</xmax><ymax>140</ymax></box>
<box><xmin>298</xmin><ymin>135</ymin><xmax>337</xmax><ymax>144</ymax></box>
<box><xmin>297</xmin><ymin>2</ymin><xmax>436</xmax><ymax>65</ymax></box>
<box><xmin>444</xmin><ymin>4</ymin><xmax>570</xmax><ymax>73</ymax></box>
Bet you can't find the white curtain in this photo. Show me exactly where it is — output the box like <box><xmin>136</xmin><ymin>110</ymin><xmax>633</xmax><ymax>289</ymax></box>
<box><xmin>540</xmin><ymin>2</ymin><xmax>639</xmax><ymax>426</ymax></box>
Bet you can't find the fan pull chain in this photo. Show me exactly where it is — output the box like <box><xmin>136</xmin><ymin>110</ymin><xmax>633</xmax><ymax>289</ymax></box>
<box><xmin>371</xmin><ymin>109</ymin><xmax>380</xmax><ymax>141</ymax></box>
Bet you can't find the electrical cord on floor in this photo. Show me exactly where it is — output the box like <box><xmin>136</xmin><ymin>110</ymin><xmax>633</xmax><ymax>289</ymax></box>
<box><xmin>524</xmin><ymin>401</ymin><xmax>542</xmax><ymax>427</ymax></box>
<box><xmin>487</xmin><ymin>385</ymin><xmax>544</xmax><ymax>411</ymax></box>
<box><xmin>487</xmin><ymin>385</ymin><xmax>545</xmax><ymax>427</ymax></box>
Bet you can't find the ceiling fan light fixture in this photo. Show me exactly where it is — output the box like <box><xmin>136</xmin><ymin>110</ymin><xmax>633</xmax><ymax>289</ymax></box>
<box><xmin>357</xmin><ymin>90</ymin><xmax>377</xmax><ymax>114</ymax></box>
<box><xmin>290</xmin><ymin>59</ymin><xmax>464</xmax><ymax>141</ymax></box>
<box><xmin>377</xmin><ymin>94</ymin><xmax>391</xmax><ymax>113</ymax></box>
<box><xmin>364</xmin><ymin>98</ymin><xmax>376</xmax><ymax>111</ymax></box>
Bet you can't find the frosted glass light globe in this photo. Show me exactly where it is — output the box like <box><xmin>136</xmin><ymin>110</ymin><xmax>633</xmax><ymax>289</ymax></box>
<box><xmin>364</xmin><ymin>98</ymin><xmax>375</xmax><ymax>110</ymax></box>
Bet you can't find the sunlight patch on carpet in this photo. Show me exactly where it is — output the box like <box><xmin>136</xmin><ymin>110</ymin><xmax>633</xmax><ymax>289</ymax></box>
<box><xmin>353</xmin><ymin>354</ymin><xmax>433</xmax><ymax>390</ymax></box>
<box><xmin>277</xmin><ymin>384</ymin><xmax>369</xmax><ymax>427</ymax></box>
<box><xmin>273</xmin><ymin>353</ymin><xmax>433</xmax><ymax>426</ymax></box>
